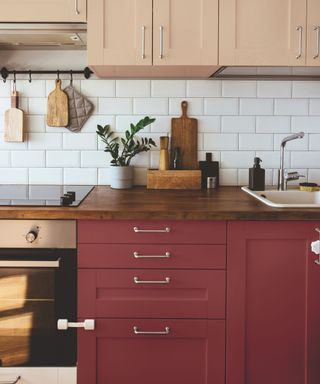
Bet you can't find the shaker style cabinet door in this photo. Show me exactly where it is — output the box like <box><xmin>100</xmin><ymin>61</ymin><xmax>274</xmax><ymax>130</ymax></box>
<box><xmin>227</xmin><ymin>221</ymin><xmax>320</xmax><ymax>384</ymax></box>
<box><xmin>88</xmin><ymin>0</ymin><xmax>152</xmax><ymax>66</ymax></box>
<box><xmin>153</xmin><ymin>0</ymin><xmax>218</xmax><ymax>66</ymax></box>
<box><xmin>78</xmin><ymin>319</ymin><xmax>225</xmax><ymax>384</ymax></box>
<box><xmin>307</xmin><ymin>0</ymin><xmax>320</xmax><ymax>65</ymax></box>
<box><xmin>0</xmin><ymin>0</ymin><xmax>86</xmax><ymax>22</ymax></box>
<box><xmin>219</xmin><ymin>0</ymin><xmax>307</xmax><ymax>65</ymax></box>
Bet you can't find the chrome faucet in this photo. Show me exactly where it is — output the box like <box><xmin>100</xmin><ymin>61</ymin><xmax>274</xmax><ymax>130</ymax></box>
<box><xmin>278</xmin><ymin>132</ymin><xmax>305</xmax><ymax>191</ymax></box>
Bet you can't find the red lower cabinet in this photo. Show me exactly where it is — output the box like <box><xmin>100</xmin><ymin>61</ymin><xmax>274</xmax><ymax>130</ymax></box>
<box><xmin>78</xmin><ymin>319</ymin><xmax>225</xmax><ymax>384</ymax></box>
<box><xmin>227</xmin><ymin>221</ymin><xmax>320</xmax><ymax>384</ymax></box>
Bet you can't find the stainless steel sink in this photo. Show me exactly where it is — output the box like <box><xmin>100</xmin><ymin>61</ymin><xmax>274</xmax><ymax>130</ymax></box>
<box><xmin>242</xmin><ymin>186</ymin><xmax>320</xmax><ymax>208</ymax></box>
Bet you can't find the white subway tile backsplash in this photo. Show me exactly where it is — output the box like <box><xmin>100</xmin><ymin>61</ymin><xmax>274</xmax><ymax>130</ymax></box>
<box><xmin>29</xmin><ymin>168</ymin><xmax>62</xmax><ymax>184</ymax></box>
<box><xmin>240</xmin><ymin>99</ymin><xmax>273</xmax><ymax>115</ymax></box>
<box><xmin>292</xmin><ymin>81</ymin><xmax>320</xmax><ymax>98</ymax></box>
<box><xmin>116</xmin><ymin>115</ymin><xmax>150</xmax><ymax>132</ymax></box>
<box><xmin>309</xmin><ymin>99</ymin><xmax>320</xmax><ymax>115</ymax></box>
<box><xmin>307</xmin><ymin>169</ymin><xmax>320</xmax><ymax>183</ymax></box>
<box><xmin>0</xmin><ymin>151</ymin><xmax>10</xmax><ymax>167</ymax></box>
<box><xmin>198</xmin><ymin>116</ymin><xmax>220</xmax><ymax>132</ymax></box>
<box><xmin>134</xmin><ymin>98</ymin><xmax>168</xmax><ymax>115</ymax></box>
<box><xmin>150</xmin><ymin>116</ymin><xmax>171</xmax><ymax>133</ymax></box>
<box><xmin>257</xmin><ymin>81</ymin><xmax>292</xmax><ymax>98</ymax></box>
<box><xmin>80</xmin><ymin>80</ymin><xmax>115</xmax><ymax>97</ymax></box>
<box><xmin>28</xmin><ymin>98</ymin><xmax>47</xmax><ymax>115</ymax></box>
<box><xmin>117</xmin><ymin>80</ymin><xmax>150</xmax><ymax>97</ymax></box>
<box><xmin>46</xmin><ymin>151</ymin><xmax>80</xmax><ymax>168</ymax></box>
<box><xmin>203</xmin><ymin>133</ymin><xmax>238</xmax><ymax>150</ymax></box>
<box><xmin>186</xmin><ymin>80</ymin><xmax>221</xmax><ymax>97</ymax></box>
<box><xmin>274</xmin><ymin>133</ymin><xmax>308</xmax><ymax>150</ymax></box>
<box><xmin>64</xmin><ymin>168</ymin><xmax>97</xmax><ymax>185</ymax></box>
<box><xmin>25</xmin><ymin>115</ymin><xmax>46</xmax><ymax>133</ymax></box>
<box><xmin>81</xmin><ymin>150</ymin><xmax>109</xmax><ymax>167</ymax></box>
<box><xmin>99</xmin><ymin>98</ymin><xmax>132</xmax><ymax>115</ymax></box>
<box><xmin>11</xmin><ymin>151</ymin><xmax>45</xmax><ymax>167</ymax></box>
<box><xmin>28</xmin><ymin>133</ymin><xmax>62</xmax><ymax>150</ymax></box>
<box><xmin>81</xmin><ymin>115</ymin><xmax>115</xmax><ymax>133</ymax></box>
<box><xmin>275</xmin><ymin>99</ymin><xmax>308</xmax><ymax>115</ymax></box>
<box><xmin>221</xmin><ymin>116</ymin><xmax>255</xmax><ymax>133</ymax></box>
<box><xmin>169</xmin><ymin>98</ymin><xmax>203</xmax><ymax>116</ymax></box>
<box><xmin>291</xmin><ymin>116</ymin><xmax>320</xmax><ymax>133</ymax></box>
<box><xmin>256</xmin><ymin>151</ymin><xmax>290</xmax><ymax>169</ymax></box>
<box><xmin>0</xmin><ymin>98</ymin><xmax>11</xmax><ymax>115</ymax></box>
<box><xmin>0</xmin><ymin>168</ymin><xmax>28</xmax><ymax>184</ymax></box>
<box><xmin>238</xmin><ymin>169</ymin><xmax>249</xmax><ymax>186</ymax></box>
<box><xmin>152</xmin><ymin>80</ymin><xmax>185</xmax><ymax>97</ymax></box>
<box><xmin>239</xmin><ymin>134</ymin><xmax>273</xmax><ymax>150</ymax></box>
<box><xmin>219</xmin><ymin>169</ymin><xmax>238</xmax><ymax>185</ymax></box>
<box><xmin>309</xmin><ymin>134</ymin><xmax>320</xmax><ymax>150</ymax></box>
<box><xmin>63</xmin><ymin>133</ymin><xmax>97</xmax><ymax>150</ymax></box>
<box><xmin>204</xmin><ymin>98</ymin><xmax>238</xmax><ymax>115</ymax></box>
<box><xmin>98</xmin><ymin>167</ymin><xmax>111</xmax><ymax>185</ymax></box>
<box><xmin>256</xmin><ymin>116</ymin><xmax>291</xmax><ymax>133</ymax></box>
<box><xmin>221</xmin><ymin>151</ymin><xmax>255</xmax><ymax>168</ymax></box>
<box><xmin>222</xmin><ymin>81</ymin><xmax>256</xmax><ymax>97</ymax></box>
<box><xmin>18</xmin><ymin>80</ymin><xmax>46</xmax><ymax>98</ymax></box>
<box><xmin>291</xmin><ymin>152</ymin><xmax>320</xmax><ymax>168</ymax></box>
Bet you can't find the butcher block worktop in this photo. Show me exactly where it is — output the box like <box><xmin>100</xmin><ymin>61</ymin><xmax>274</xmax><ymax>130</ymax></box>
<box><xmin>0</xmin><ymin>186</ymin><xmax>319</xmax><ymax>220</ymax></box>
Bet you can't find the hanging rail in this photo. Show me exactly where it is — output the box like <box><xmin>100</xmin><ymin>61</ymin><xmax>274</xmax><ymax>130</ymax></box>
<box><xmin>0</xmin><ymin>66</ymin><xmax>93</xmax><ymax>82</ymax></box>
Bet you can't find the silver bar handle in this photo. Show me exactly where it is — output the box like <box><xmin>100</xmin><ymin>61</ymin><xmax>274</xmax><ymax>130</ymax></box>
<box><xmin>159</xmin><ymin>25</ymin><xmax>164</xmax><ymax>59</ymax></box>
<box><xmin>75</xmin><ymin>0</ymin><xmax>80</xmax><ymax>15</ymax></box>
<box><xmin>296</xmin><ymin>26</ymin><xmax>303</xmax><ymax>59</ymax></box>
<box><xmin>133</xmin><ymin>226</ymin><xmax>170</xmax><ymax>233</ymax></box>
<box><xmin>0</xmin><ymin>259</ymin><xmax>60</xmax><ymax>268</ymax></box>
<box><xmin>0</xmin><ymin>377</ymin><xmax>21</xmax><ymax>384</ymax></box>
<box><xmin>57</xmin><ymin>319</ymin><xmax>95</xmax><ymax>331</ymax></box>
<box><xmin>141</xmin><ymin>25</ymin><xmax>146</xmax><ymax>59</ymax></box>
<box><xmin>133</xmin><ymin>326</ymin><xmax>170</xmax><ymax>335</ymax></box>
<box><xmin>133</xmin><ymin>251</ymin><xmax>171</xmax><ymax>259</ymax></box>
<box><xmin>134</xmin><ymin>276</ymin><xmax>170</xmax><ymax>284</ymax></box>
<box><xmin>314</xmin><ymin>26</ymin><xmax>320</xmax><ymax>59</ymax></box>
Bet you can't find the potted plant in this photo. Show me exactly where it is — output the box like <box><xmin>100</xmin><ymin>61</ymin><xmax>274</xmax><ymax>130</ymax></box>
<box><xmin>97</xmin><ymin>116</ymin><xmax>156</xmax><ymax>189</ymax></box>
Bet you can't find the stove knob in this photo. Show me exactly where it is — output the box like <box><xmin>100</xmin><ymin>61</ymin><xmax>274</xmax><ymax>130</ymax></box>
<box><xmin>26</xmin><ymin>231</ymin><xmax>38</xmax><ymax>243</ymax></box>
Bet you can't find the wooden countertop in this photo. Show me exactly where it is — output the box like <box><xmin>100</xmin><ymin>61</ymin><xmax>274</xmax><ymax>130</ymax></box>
<box><xmin>0</xmin><ymin>186</ymin><xmax>319</xmax><ymax>220</ymax></box>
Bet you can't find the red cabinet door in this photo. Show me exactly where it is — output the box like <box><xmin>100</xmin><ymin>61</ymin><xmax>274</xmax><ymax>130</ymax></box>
<box><xmin>78</xmin><ymin>319</ymin><xmax>225</xmax><ymax>384</ymax></box>
<box><xmin>227</xmin><ymin>221</ymin><xmax>320</xmax><ymax>384</ymax></box>
<box><xmin>78</xmin><ymin>269</ymin><xmax>225</xmax><ymax>319</ymax></box>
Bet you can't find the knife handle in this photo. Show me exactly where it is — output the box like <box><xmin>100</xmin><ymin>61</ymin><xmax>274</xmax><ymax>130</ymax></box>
<box><xmin>11</xmin><ymin>91</ymin><xmax>19</xmax><ymax>109</ymax></box>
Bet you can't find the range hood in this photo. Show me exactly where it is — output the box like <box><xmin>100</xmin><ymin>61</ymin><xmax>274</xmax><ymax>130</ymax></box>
<box><xmin>0</xmin><ymin>23</ymin><xmax>86</xmax><ymax>50</ymax></box>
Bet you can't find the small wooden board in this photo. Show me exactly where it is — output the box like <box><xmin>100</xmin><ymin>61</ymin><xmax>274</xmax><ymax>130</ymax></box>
<box><xmin>4</xmin><ymin>91</ymin><xmax>24</xmax><ymax>142</ymax></box>
<box><xmin>47</xmin><ymin>79</ymin><xmax>68</xmax><ymax>127</ymax></box>
<box><xmin>147</xmin><ymin>170</ymin><xmax>201</xmax><ymax>190</ymax></box>
<box><xmin>170</xmin><ymin>101</ymin><xmax>198</xmax><ymax>170</ymax></box>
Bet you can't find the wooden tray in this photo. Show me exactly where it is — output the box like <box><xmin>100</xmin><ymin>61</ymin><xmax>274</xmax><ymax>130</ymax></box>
<box><xmin>147</xmin><ymin>170</ymin><xmax>201</xmax><ymax>190</ymax></box>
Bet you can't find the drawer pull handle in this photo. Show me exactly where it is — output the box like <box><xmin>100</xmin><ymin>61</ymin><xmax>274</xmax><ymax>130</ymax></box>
<box><xmin>133</xmin><ymin>226</ymin><xmax>171</xmax><ymax>233</ymax></box>
<box><xmin>133</xmin><ymin>251</ymin><xmax>171</xmax><ymax>259</ymax></box>
<box><xmin>57</xmin><ymin>319</ymin><xmax>95</xmax><ymax>331</ymax></box>
<box><xmin>296</xmin><ymin>25</ymin><xmax>303</xmax><ymax>59</ymax></box>
<box><xmin>133</xmin><ymin>326</ymin><xmax>170</xmax><ymax>335</ymax></box>
<box><xmin>134</xmin><ymin>276</ymin><xmax>170</xmax><ymax>284</ymax></box>
<box><xmin>0</xmin><ymin>377</ymin><xmax>21</xmax><ymax>384</ymax></box>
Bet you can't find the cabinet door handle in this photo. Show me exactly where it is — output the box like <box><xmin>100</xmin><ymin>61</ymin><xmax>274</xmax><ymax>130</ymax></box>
<box><xmin>57</xmin><ymin>319</ymin><xmax>95</xmax><ymax>331</ymax></box>
<box><xmin>133</xmin><ymin>326</ymin><xmax>170</xmax><ymax>335</ymax></box>
<box><xmin>141</xmin><ymin>25</ymin><xmax>146</xmax><ymax>59</ymax></box>
<box><xmin>133</xmin><ymin>226</ymin><xmax>170</xmax><ymax>233</ymax></box>
<box><xmin>134</xmin><ymin>276</ymin><xmax>170</xmax><ymax>284</ymax></box>
<box><xmin>133</xmin><ymin>251</ymin><xmax>171</xmax><ymax>259</ymax></box>
<box><xmin>75</xmin><ymin>0</ymin><xmax>80</xmax><ymax>15</ymax></box>
<box><xmin>313</xmin><ymin>26</ymin><xmax>320</xmax><ymax>59</ymax></box>
<box><xmin>296</xmin><ymin>26</ymin><xmax>303</xmax><ymax>59</ymax></box>
<box><xmin>159</xmin><ymin>25</ymin><xmax>164</xmax><ymax>59</ymax></box>
<box><xmin>0</xmin><ymin>377</ymin><xmax>21</xmax><ymax>384</ymax></box>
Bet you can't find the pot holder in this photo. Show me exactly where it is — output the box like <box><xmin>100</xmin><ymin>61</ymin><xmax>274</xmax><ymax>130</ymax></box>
<box><xmin>64</xmin><ymin>85</ymin><xmax>94</xmax><ymax>132</ymax></box>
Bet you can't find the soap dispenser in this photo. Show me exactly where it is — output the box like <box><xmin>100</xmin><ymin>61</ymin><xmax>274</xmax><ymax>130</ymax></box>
<box><xmin>249</xmin><ymin>157</ymin><xmax>265</xmax><ymax>191</ymax></box>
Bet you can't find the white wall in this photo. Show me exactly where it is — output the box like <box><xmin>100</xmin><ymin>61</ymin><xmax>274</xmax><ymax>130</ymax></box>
<box><xmin>0</xmin><ymin>51</ymin><xmax>319</xmax><ymax>186</ymax></box>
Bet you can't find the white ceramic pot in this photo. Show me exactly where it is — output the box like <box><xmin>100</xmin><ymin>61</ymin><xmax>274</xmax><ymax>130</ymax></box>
<box><xmin>110</xmin><ymin>166</ymin><xmax>134</xmax><ymax>189</ymax></box>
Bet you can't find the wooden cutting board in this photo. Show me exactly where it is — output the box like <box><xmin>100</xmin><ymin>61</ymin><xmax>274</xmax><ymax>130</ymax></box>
<box><xmin>170</xmin><ymin>101</ymin><xmax>198</xmax><ymax>170</ymax></box>
<box><xmin>4</xmin><ymin>91</ymin><xmax>24</xmax><ymax>142</ymax></box>
<box><xmin>47</xmin><ymin>79</ymin><xmax>68</xmax><ymax>127</ymax></box>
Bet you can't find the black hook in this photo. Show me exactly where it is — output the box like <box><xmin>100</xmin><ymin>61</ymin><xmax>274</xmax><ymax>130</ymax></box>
<box><xmin>13</xmin><ymin>71</ymin><xmax>16</xmax><ymax>92</ymax></box>
<box><xmin>57</xmin><ymin>70</ymin><xmax>60</xmax><ymax>80</ymax></box>
<box><xmin>29</xmin><ymin>70</ymin><xmax>32</xmax><ymax>83</ymax></box>
<box><xmin>70</xmin><ymin>70</ymin><xmax>73</xmax><ymax>86</ymax></box>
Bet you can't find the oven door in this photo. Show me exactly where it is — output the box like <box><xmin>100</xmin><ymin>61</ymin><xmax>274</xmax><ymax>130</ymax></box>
<box><xmin>0</xmin><ymin>248</ymin><xmax>76</xmax><ymax>367</ymax></box>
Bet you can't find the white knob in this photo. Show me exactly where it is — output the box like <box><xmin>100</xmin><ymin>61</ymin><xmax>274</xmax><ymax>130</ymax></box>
<box><xmin>26</xmin><ymin>231</ymin><xmax>38</xmax><ymax>243</ymax></box>
<box><xmin>311</xmin><ymin>240</ymin><xmax>320</xmax><ymax>255</ymax></box>
<box><xmin>57</xmin><ymin>319</ymin><xmax>95</xmax><ymax>331</ymax></box>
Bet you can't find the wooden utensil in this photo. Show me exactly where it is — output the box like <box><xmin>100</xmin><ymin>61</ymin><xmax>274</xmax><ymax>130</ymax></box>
<box><xmin>170</xmin><ymin>101</ymin><xmax>198</xmax><ymax>170</ymax></box>
<box><xmin>47</xmin><ymin>79</ymin><xmax>68</xmax><ymax>127</ymax></box>
<box><xmin>159</xmin><ymin>136</ymin><xmax>169</xmax><ymax>170</ymax></box>
<box><xmin>4</xmin><ymin>91</ymin><xmax>24</xmax><ymax>142</ymax></box>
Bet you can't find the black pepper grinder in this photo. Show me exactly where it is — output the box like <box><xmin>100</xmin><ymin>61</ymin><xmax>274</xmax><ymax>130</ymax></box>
<box><xmin>199</xmin><ymin>152</ymin><xmax>219</xmax><ymax>189</ymax></box>
<box><xmin>249</xmin><ymin>157</ymin><xmax>265</xmax><ymax>191</ymax></box>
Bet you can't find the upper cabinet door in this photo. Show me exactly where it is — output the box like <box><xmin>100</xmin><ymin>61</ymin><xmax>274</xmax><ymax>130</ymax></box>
<box><xmin>219</xmin><ymin>0</ymin><xmax>307</xmax><ymax>65</ymax></box>
<box><xmin>88</xmin><ymin>0</ymin><xmax>152</xmax><ymax>66</ymax></box>
<box><xmin>307</xmin><ymin>0</ymin><xmax>320</xmax><ymax>65</ymax></box>
<box><xmin>0</xmin><ymin>0</ymin><xmax>86</xmax><ymax>22</ymax></box>
<box><xmin>153</xmin><ymin>0</ymin><xmax>218</xmax><ymax>66</ymax></box>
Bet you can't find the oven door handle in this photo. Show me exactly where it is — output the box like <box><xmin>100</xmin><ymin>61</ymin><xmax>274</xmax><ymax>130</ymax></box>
<box><xmin>0</xmin><ymin>259</ymin><xmax>60</xmax><ymax>268</ymax></box>
<box><xmin>0</xmin><ymin>376</ymin><xmax>21</xmax><ymax>384</ymax></box>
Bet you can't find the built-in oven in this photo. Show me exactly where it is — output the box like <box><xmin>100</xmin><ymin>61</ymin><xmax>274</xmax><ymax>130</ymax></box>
<box><xmin>0</xmin><ymin>220</ymin><xmax>76</xmax><ymax>373</ymax></box>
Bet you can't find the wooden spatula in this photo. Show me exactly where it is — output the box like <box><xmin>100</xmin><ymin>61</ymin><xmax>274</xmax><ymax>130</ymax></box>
<box><xmin>47</xmin><ymin>79</ymin><xmax>68</xmax><ymax>127</ymax></box>
<box><xmin>170</xmin><ymin>101</ymin><xmax>198</xmax><ymax>170</ymax></box>
<box><xmin>4</xmin><ymin>91</ymin><xmax>24</xmax><ymax>142</ymax></box>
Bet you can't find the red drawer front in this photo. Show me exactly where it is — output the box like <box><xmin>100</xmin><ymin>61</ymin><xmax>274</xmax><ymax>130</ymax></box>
<box><xmin>78</xmin><ymin>318</ymin><xmax>225</xmax><ymax>384</ymax></box>
<box><xmin>78</xmin><ymin>243</ymin><xmax>226</xmax><ymax>269</ymax></box>
<box><xmin>78</xmin><ymin>220</ymin><xmax>226</xmax><ymax>244</ymax></box>
<box><xmin>78</xmin><ymin>269</ymin><xmax>225</xmax><ymax>319</ymax></box>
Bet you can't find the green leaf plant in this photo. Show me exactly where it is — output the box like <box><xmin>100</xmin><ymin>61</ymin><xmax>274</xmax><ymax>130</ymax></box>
<box><xmin>97</xmin><ymin>116</ymin><xmax>157</xmax><ymax>166</ymax></box>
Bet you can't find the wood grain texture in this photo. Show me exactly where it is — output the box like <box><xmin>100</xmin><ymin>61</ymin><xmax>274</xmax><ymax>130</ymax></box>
<box><xmin>159</xmin><ymin>136</ymin><xmax>169</xmax><ymax>170</ymax></box>
<box><xmin>46</xmin><ymin>79</ymin><xmax>68</xmax><ymax>127</ymax></box>
<box><xmin>147</xmin><ymin>169</ymin><xmax>201</xmax><ymax>189</ymax></box>
<box><xmin>170</xmin><ymin>101</ymin><xmax>198</xmax><ymax>170</ymax></box>
<box><xmin>4</xmin><ymin>91</ymin><xmax>23</xmax><ymax>142</ymax></box>
<box><xmin>0</xmin><ymin>187</ymin><xmax>320</xmax><ymax>220</ymax></box>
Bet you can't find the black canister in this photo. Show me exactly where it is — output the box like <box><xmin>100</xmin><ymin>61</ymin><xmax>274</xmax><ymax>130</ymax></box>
<box><xmin>249</xmin><ymin>157</ymin><xmax>265</xmax><ymax>191</ymax></box>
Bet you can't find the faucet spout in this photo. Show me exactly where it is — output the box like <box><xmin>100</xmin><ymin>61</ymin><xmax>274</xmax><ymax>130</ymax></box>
<box><xmin>278</xmin><ymin>132</ymin><xmax>305</xmax><ymax>191</ymax></box>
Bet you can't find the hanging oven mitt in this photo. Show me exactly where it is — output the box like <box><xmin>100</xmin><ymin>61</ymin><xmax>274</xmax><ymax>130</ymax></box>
<box><xmin>63</xmin><ymin>84</ymin><xmax>94</xmax><ymax>132</ymax></box>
